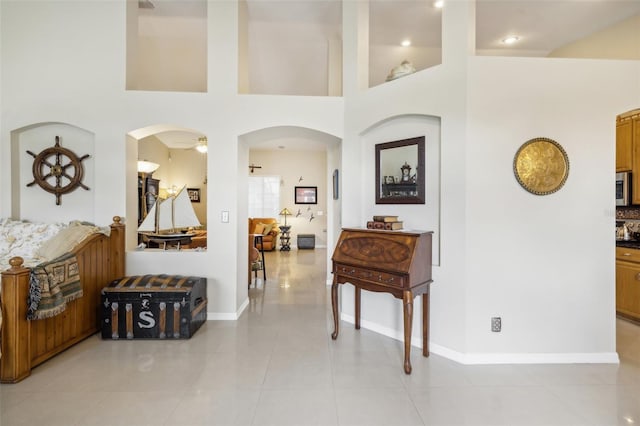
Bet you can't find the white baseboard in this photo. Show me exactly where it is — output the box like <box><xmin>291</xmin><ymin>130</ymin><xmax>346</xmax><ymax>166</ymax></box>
<box><xmin>207</xmin><ymin>298</ymin><xmax>249</xmax><ymax>321</ymax></box>
<box><xmin>340</xmin><ymin>313</ymin><xmax>620</xmax><ymax>365</ymax></box>
<box><xmin>291</xmin><ymin>245</ymin><xmax>327</xmax><ymax>250</ymax></box>
<box><xmin>461</xmin><ymin>351</ymin><xmax>619</xmax><ymax>364</ymax></box>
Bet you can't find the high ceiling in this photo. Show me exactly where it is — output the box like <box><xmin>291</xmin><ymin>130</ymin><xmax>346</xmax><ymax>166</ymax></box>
<box><xmin>141</xmin><ymin>0</ymin><xmax>640</xmax><ymax>149</ymax></box>
<box><xmin>475</xmin><ymin>0</ymin><xmax>640</xmax><ymax>54</ymax></box>
<box><xmin>142</xmin><ymin>0</ymin><xmax>640</xmax><ymax>52</ymax></box>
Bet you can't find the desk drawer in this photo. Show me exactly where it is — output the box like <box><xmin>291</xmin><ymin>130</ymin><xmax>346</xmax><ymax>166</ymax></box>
<box><xmin>335</xmin><ymin>265</ymin><xmax>405</xmax><ymax>288</ymax></box>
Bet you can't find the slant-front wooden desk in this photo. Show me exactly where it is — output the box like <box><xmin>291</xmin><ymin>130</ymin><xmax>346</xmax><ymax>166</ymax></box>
<box><xmin>331</xmin><ymin>228</ymin><xmax>433</xmax><ymax>374</ymax></box>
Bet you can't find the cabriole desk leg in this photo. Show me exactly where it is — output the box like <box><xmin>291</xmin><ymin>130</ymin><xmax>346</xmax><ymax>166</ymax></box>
<box><xmin>403</xmin><ymin>290</ymin><xmax>414</xmax><ymax>374</ymax></box>
<box><xmin>423</xmin><ymin>287</ymin><xmax>430</xmax><ymax>357</ymax></box>
<box><xmin>331</xmin><ymin>280</ymin><xmax>339</xmax><ymax>340</ymax></box>
<box><xmin>355</xmin><ymin>286</ymin><xmax>361</xmax><ymax>330</ymax></box>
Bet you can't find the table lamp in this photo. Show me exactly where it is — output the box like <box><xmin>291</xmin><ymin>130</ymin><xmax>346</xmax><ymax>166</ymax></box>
<box><xmin>279</xmin><ymin>207</ymin><xmax>292</xmax><ymax>227</ymax></box>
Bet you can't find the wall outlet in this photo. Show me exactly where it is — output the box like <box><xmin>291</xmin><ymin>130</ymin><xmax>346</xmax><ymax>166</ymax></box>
<box><xmin>491</xmin><ymin>317</ymin><xmax>502</xmax><ymax>332</ymax></box>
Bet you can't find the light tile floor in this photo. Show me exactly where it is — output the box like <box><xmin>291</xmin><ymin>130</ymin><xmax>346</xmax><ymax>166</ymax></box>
<box><xmin>2</xmin><ymin>248</ymin><xmax>640</xmax><ymax>425</ymax></box>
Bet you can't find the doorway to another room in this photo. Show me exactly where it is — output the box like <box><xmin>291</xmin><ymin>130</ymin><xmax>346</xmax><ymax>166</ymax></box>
<box><xmin>243</xmin><ymin>127</ymin><xmax>341</xmax><ymax>290</ymax></box>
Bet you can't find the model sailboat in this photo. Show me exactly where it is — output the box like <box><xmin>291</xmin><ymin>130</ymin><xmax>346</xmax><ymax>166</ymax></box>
<box><xmin>138</xmin><ymin>186</ymin><xmax>201</xmax><ymax>248</ymax></box>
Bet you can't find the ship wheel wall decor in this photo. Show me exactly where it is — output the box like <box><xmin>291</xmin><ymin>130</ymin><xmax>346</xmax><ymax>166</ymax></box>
<box><xmin>26</xmin><ymin>135</ymin><xmax>91</xmax><ymax>205</ymax></box>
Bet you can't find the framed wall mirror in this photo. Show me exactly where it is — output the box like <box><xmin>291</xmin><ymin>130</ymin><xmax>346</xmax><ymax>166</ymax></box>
<box><xmin>375</xmin><ymin>136</ymin><xmax>425</xmax><ymax>204</ymax></box>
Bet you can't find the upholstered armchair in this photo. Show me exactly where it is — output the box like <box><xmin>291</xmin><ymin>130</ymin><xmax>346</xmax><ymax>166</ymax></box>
<box><xmin>248</xmin><ymin>218</ymin><xmax>280</xmax><ymax>251</ymax></box>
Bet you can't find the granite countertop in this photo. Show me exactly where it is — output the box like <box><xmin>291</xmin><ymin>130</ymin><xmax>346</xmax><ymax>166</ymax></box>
<box><xmin>616</xmin><ymin>240</ymin><xmax>640</xmax><ymax>249</ymax></box>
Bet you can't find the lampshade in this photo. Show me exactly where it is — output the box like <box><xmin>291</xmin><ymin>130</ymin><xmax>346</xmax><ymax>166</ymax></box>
<box><xmin>279</xmin><ymin>207</ymin><xmax>292</xmax><ymax>227</ymax></box>
<box><xmin>137</xmin><ymin>160</ymin><xmax>160</xmax><ymax>174</ymax></box>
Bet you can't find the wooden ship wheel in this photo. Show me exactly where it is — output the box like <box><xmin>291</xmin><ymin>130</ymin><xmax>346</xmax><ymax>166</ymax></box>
<box><xmin>26</xmin><ymin>136</ymin><xmax>90</xmax><ymax>205</ymax></box>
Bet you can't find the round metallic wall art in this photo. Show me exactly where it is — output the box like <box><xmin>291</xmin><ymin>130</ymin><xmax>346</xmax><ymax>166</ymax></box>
<box><xmin>513</xmin><ymin>137</ymin><xmax>569</xmax><ymax>196</ymax></box>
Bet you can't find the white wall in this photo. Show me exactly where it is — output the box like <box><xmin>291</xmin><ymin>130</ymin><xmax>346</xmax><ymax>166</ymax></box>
<box><xmin>327</xmin><ymin>143</ymin><xmax>342</xmax><ymax>282</ymax></box>
<box><xmin>1</xmin><ymin>0</ymin><xmax>639</xmax><ymax>363</ymax></box>
<box><xmin>465</xmin><ymin>57</ymin><xmax>639</xmax><ymax>361</ymax></box>
<box><xmin>247</xmin><ymin>21</ymin><xmax>339</xmax><ymax>96</ymax></box>
<box><xmin>339</xmin><ymin>0</ymin><xmax>471</xmax><ymax>356</ymax></box>
<box><xmin>339</xmin><ymin>1</ymin><xmax>639</xmax><ymax>363</ymax></box>
<box><xmin>0</xmin><ymin>1</ymin><xmax>343</xmax><ymax>321</ymax></box>
<box><xmin>131</xmin><ymin>12</ymin><xmax>207</xmax><ymax>92</ymax></box>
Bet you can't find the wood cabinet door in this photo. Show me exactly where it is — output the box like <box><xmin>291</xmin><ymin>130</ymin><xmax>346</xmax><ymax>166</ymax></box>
<box><xmin>631</xmin><ymin>118</ymin><xmax>640</xmax><ymax>204</ymax></box>
<box><xmin>617</xmin><ymin>120</ymin><xmax>633</xmax><ymax>172</ymax></box>
<box><xmin>616</xmin><ymin>261</ymin><xmax>640</xmax><ymax>321</ymax></box>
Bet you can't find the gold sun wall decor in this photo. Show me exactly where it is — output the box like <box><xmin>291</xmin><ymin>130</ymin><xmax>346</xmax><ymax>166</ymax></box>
<box><xmin>513</xmin><ymin>137</ymin><xmax>569</xmax><ymax>195</ymax></box>
<box><xmin>26</xmin><ymin>135</ymin><xmax>90</xmax><ymax>205</ymax></box>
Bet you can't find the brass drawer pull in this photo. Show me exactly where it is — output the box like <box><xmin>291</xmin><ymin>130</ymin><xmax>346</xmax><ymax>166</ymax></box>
<box><xmin>624</xmin><ymin>253</ymin><xmax>632</xmax><ymax>256</ymax></box>
<box><xmin>635</xmin><ymin>273</ymin><xmax>640</xmax><ymax>281</ymax></box>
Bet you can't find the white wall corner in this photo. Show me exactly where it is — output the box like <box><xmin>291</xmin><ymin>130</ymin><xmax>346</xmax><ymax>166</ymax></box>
<box><xmin>208</xmin><ymin>296</ymin><xmax>249</xmax><ymax>321</ymax></box>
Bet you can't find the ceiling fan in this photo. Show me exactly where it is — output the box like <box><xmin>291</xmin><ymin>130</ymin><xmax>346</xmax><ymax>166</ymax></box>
<box><xmin>161</xmin><ymin>135</ymin><xmax>207</xmax><ymax>152</ymax></box>
<box><xmin>138</xmin><ymin>0</ymin><xmax>155</xmax><ymax>9</ymax></box>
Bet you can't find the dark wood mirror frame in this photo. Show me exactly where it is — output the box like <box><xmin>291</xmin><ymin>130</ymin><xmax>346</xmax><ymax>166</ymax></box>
<box><xmin>375</xmin><ymin>136</ymin><xmax>425</xmax><ymax>204</ymax></box>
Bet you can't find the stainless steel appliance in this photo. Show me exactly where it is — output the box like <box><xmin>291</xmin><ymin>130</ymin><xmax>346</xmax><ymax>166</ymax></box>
<box><xmin>617</xmin><ymin>172</ymin><xmax>631</xmax><ymax>206</ymax></box>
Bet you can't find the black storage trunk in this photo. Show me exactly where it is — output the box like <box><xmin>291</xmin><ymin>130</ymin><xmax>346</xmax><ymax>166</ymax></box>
<box><xmin>101</xmin><ymin>274</ymin><xmax>207</xmax><ymax>340</ymax></box>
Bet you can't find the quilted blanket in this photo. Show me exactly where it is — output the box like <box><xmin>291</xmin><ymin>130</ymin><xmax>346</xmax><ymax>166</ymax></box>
<box><xmin>27</xmin><ymin>252</ymin><xmax>82</xmax><ymax>320</ymax></box>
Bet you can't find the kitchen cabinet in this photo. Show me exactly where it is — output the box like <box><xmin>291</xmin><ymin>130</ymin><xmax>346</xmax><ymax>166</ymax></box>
<box><xmin>616</xmin><ymin>118</ymin><xmax>632</xmax><ymax>172</ymax></box>
<box><xmin>614</xmin><ymin>109</ymin><xmax>640</xmax><ymax>203</ymax></box>
<box><xmin>633</xmin><ymin>114</ymin><xmax>640</xmax><ymax>204</ymax></box>
<box><xmin>622</xmin><ymin>110</ymin><xmax>640</xmax><ymax>204</ymax></box>
<box><xmin>616</xmin><ymin>246</ymin><xmax>640</xmax><ymax>322</ymax></box>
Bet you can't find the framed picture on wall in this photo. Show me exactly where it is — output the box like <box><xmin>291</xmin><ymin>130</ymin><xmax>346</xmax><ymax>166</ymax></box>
<box><xmin>295</xmin><ymin>186</ymin><xmax>317</xmax><ymax>204</ymax></box>
<box><xmin>187</xmin><ymin>188</ymin><xmax>201</xmax><ymax>203</ymax></box>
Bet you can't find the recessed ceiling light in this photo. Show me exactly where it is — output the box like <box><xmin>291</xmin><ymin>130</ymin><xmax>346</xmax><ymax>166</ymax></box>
<box><xmin>401</xmin><ymin>39</ymin><xmax>411</xmax><ymax>47</ymax></box>
<box><xmin>502</xmin><ymin>36</ymin><xmax>520</xmax><ymax>45</ymax></box>
<box><xmin>434</xmin><ymin>0</ymin><xmax>444</xmax><ymax>8</ymax></box>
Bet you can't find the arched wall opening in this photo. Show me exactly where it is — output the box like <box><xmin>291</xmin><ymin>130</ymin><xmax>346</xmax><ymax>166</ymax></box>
<box><xmin>360</xmin><ymin>114</ymin><xmax>441</xmax><ymax>265</ymax></box>
<box><xmin>335</xmin><ymin>113</ymin><xmax>441</xmax><ymax>354</ymax></box>
<box><xmin>237</xmin><ymin>126</ymin><xmax>342</xmax><ymax>288</ymax></box>
<box><xmin>125</xmin><ymin>124</ymin><xmax>208</xmax><ymax>254</ymax></box>
<box><xmin>10</xmin><ymin>122</ymin><xmax>96</xmax><ymax>223</ymax></box>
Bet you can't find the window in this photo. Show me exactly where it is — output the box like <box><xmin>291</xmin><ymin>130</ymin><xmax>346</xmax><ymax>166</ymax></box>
<box><xmin>248</xmin><ymin>176</ymin><xmax>280</xmax><ymax>217</ymax></box>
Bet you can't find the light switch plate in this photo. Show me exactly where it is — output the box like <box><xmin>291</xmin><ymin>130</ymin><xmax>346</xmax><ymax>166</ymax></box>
<box><xmin>491</xmin><ymin>317</ymin><xmax>501</xmax><ymax>332</ymax></box>
<box><xmin>221</xmin><ymin>210</ymin><xmax>229</xmax><ymax>223</ymax></box>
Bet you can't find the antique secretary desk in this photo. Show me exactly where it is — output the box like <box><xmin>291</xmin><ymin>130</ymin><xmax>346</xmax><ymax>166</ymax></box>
<box><xmin>331</xmin><ymin>228</ymin><xmax>433</xmax><ymax>374</ymax></box>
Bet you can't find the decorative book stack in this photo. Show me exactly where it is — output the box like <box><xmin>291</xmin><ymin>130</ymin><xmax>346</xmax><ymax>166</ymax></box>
<box><xmin>366</xmin><ymin>215</ymin><xmax>403</xmax><ymax>230</ymax></box>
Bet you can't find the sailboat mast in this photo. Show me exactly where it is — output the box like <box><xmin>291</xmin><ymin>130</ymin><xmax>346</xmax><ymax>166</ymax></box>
<box><xmin>154</xmin><ymin>198</ymin><xmax>161</xmax><ymax>234</ymax></box>
<box><xmin>171</xmin><ymin>196</ymin><xmax>176</xmax><ymax>233</ymax></box>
